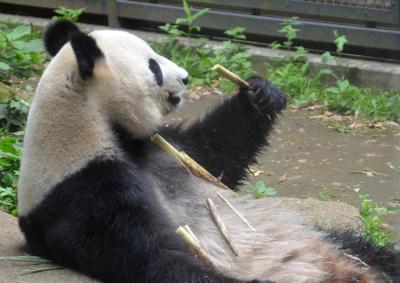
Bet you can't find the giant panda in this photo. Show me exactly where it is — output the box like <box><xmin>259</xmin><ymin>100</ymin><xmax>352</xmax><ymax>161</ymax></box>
<box><xmin>17</xmin><ymin>20</ymin><xmax>399</xmax><ymax>283</ymax></box>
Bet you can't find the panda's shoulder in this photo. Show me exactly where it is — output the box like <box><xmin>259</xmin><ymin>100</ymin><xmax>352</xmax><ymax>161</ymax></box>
<box><xmin>48</xmin><ymin>158</ymin><xmax>151</xmax><ymax>206</ymax></box>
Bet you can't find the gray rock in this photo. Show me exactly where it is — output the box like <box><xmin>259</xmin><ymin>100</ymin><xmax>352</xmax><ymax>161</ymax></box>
<box><xmin>0</xmin><ymin>211</ymin><xmax>96</xmax><ymax>283</ymax></box>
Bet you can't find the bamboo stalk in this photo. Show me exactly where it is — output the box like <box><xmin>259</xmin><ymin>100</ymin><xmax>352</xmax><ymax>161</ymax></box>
<box><xmin>151</xmin><ymin>134</ymin><xmax>181</xmax><ymax>158</ymax></box>
<box><xmin>184</xmin><ymin>224</ymin><xmax>200</xmax><ymax>245</ymax></box>
<box><xmin>179</xmin><ymin>152</ymin><xmax>231</xmax><ymax>191</ymax></box>
<box><xmin>216</xmin><ymin>192</ymin><xmax>256</xmax><ymax>232</ymax></box>
<box><xmin>205</xmin><ymin>198</ymin><xmax>239</xmax><ymax>256</ymax></box>
<box><xmin>151</xmin><ymin>134</ymin><xmax>230</xmax><ymax>191</ymax></box>
<box><xmin>176</xmin><ymin>225</ymin><xmax>214</xmax><ymax>267</ymax></box>
<box><xmin>211</xmin><ymin>64</ymin><xmax>252</xmax><ymax>89</ymax></box>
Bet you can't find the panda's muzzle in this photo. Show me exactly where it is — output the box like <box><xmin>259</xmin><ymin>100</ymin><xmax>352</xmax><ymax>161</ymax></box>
<box><xmin>167</xmin><ymin>91</ymin><xmax>181</xmax><ymax>105</ymax></box>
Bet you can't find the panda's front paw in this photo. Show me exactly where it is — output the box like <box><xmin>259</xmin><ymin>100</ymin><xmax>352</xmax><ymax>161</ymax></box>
<box><xmin>243</xmin><ymin>76</ymin><xmax>287</xmax><ymax>115</ymax></box>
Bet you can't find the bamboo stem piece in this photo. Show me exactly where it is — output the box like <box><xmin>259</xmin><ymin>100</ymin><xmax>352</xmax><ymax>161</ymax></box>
<box><xmin>216</xmin><ymin>192</ymin><xmax>256</xmax><ymax>232</ymax></box>
<box><xmin>184</xmin><ymin>224</ymin><xmax>200</xmax><ymax>245</ymax></box>
<box><xmin>151</xmin><ymin>134</ymin><xmax>181</xmax><ymax>157</ymax></box>
<box><xmin>211</xmin><ymin>64</ymin><xmax>252</xmax><ymax>89</ymax></box>
<box><xmin>151</xmin><ymin>134</ymin><xmax>230</xmax><ymax>191</ymax></box>
<box><xmin>205</xmin><ymin>198</ymin><xmax>239</xmax><ymax>256</ymax></box>
<box><xmin>176</xmin><ymin>225</ymin><xmax>214</xmax><ymax>268</ymax></box>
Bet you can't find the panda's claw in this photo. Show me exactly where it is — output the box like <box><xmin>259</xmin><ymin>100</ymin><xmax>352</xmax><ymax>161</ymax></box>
<box><xmin>244</xmin><ymin>76</ymin><xmax>287</xmax><ymax>115</ymax></box>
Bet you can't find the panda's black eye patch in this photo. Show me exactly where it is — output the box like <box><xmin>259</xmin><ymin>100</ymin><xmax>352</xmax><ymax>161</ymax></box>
<box><xmin>149</xmin><ymin>59</ymin><xmax>163</xmax><ymax>86</ymax></box>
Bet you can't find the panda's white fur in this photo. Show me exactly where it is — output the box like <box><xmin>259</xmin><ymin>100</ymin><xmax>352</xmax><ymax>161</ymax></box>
<box><xmin>18</xmin><ymin>29</ymin><xmax>187</xmax><ymax>215</ymax></box>
<box><xmin>18</xmin><ymin>21</ymin><xmax>399</xmax><ymax>283</ymax></box>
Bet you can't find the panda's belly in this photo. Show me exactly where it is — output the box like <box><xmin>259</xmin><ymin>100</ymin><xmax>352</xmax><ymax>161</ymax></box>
<box><xmin>156</xmin><ymin>181</ymin><xmax>329</xmax><ymax>282</ymax></box>
<box><xmin>144</xmin><ymin>151</ymin><xmax>375</xmax><ymax>282</ymax></box>
<box><xmin>148</xmin><ymin>170</ymin><xmax>373</xmax><ymax>282</ymax></box>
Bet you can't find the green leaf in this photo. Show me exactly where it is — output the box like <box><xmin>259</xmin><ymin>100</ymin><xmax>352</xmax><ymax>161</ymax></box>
<box><xmin>176</xmin><ymin>18</ymin><xmax>189</xmax><ymax>25</ymax></box>
<box><xmin>321</xmin><ymin>51</ymin><xmax>331</xmax><ymax>64</ymax></box>
<box><xmin>7</xmin><ymin>25</ymin><xmax>31</xmax><ymax>41</ymax></box>
<box><xmin>0</xmin><ymin>62</ymin><xmax>10</xmax><ymax>71</ymax></box>
<box><xmin>338</xmin><ymin>79</ymin><xmax>350</xmax><ymax>92</ymax></box>
<box><xmin>182</xmin><ymin>0</ymin><xmax>191</xmax><ymax>18</ymax></box>
<box><xmin>326</xmin><ymin>87</ymin><xmax>339</xmax><ymax>94</ymax></box>
<box><xmin>316</xmin><ymin>69</ymin><xmax>333</xmax><ymax>79</ymax></box>
<box><xmin>334</xmin><ymin>33</ymin><xmax>348</xmax><ymax>53</ymax></box>
<box><xmin>18</xmin><ymin>39</ymin><xmax>44</xmax><ymax>52</ymax></box>
<box><xmin>192</xmin><ymin>8</ymin><xmax>209</xmax><ymax>20</ymax></box>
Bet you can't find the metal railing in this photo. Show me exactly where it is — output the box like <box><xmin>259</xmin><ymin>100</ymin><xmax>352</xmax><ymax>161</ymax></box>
<box><xmin>1</xmin><ymin>0</ymin><xmax>400</xmax><ymax>59</ymax></box>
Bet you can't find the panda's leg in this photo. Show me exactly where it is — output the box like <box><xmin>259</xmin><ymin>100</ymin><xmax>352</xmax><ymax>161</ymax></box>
<box><xmin>324</xmin><ymin>230</ymin><xmax>400</xmax><ymax>281</ymax></box>
<box><xmin>162</xmin><ymin>76</ymin><xmax>287</xmax><ymax>189</ymax></box>
<box><xmin>19</xmin><ymin>160</ymin><xmax>269</xmax><ymax>283</ymax></box>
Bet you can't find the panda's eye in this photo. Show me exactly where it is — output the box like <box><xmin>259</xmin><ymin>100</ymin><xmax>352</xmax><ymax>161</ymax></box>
<box><xmin>149</xmin><ymin>59</ymin><xmax>163</xmax><ymax>87</ymax></box>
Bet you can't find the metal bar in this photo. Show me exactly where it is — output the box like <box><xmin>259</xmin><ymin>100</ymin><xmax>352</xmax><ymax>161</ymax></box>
<box><xmin>159</xmin><ymin>0</ymin><xmax>400</xmax><ymax>24</ymax></box>
<box><xmin>116</xmin><ymin>1</ymin><xmax>400</xmax><ymax>51</ymax></box>
<box><xmin>2</xmin><ymin>0</ymin><xmax>397</xmax><ymax>24</ymax></box>
<box><xmin>0</xmin><ymin>0</ymin><xmax>109</xmax><ymax>15</ymax></box>
<box><xmin>107</xmin><ymin>0</ymin><xmax>119</xmax><ymax>27</ymax></box>
<box><xmin>1</xmin><ymin>0</ymin><xmax>400</xmax><ymax>52</ymax></box>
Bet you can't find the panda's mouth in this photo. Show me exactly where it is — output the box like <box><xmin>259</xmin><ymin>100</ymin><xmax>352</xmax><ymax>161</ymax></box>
<box><xmin>167</xmin><ymin>91</ymin><xmax>181</xmax><ymax>106</ymax></box>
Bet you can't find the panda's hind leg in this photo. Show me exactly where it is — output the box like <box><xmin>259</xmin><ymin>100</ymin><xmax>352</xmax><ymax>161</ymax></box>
<box><xmin>325</xmin><ymin>230</ymin><xmax>400</xmax><ymax>281</ymax></box>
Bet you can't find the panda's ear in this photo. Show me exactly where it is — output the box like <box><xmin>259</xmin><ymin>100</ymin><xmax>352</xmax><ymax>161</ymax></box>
<box><xmin>44</xmin><ymin>20</ymin><xmax>103</xmax><ymax>80</ymax></box>
<box><xmin>44</xmin><ymin>20</ymin><xmax>80</xmax><ymax>56</ymax></box>
<box><xmin>69</xmin><ymin>32</ymin><xmax>103</xmax><ymax>80</ymax></box>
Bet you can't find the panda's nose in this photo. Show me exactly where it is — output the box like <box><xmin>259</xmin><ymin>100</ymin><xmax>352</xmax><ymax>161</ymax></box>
<box><xmin>182</xmin><ymin>76</ymin><xmax>189</xmax><ymax>85</ymax></box>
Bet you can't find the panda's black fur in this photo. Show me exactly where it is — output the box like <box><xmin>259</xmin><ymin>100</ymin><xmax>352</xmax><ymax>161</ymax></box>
<box><xmin>18</xmin><ymin>21</ymin><xmax>400</xmax><ymax>283</ymax></box>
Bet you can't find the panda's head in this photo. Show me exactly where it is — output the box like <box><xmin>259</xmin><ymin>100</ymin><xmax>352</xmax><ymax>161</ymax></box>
<box><xmin>42</xmin><ymin>20</ymin><xmax>188</xmax><ymax>137</ymax></box>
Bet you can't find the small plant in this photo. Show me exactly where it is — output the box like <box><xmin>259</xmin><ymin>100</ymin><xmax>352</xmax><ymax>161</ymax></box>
<box><xmin>176</xmin><ymin>0</ymin><xmax>208</xmax><ymax>39</ymax></box>
<box><xmin>278</xmin><ymin>17</ymin><xmax>301</xmax><ymax>48</ymax></box>
<box><xmin>319</xmin><ymin>187</ymin><xmax>331</xmax><ymax>201</ymax></box>
<box><xmin>326</xmin><ymin>121</ymin><xmax>355</xmax><ymax>134</ymax></box>
<box><xmin>245</xmin><ymin>180</ymin><xmax>277</xmax><ymax>199</ymax></box>
<box><xmin>0</xmin><ymin>134</ymin><xmax>22</xmax><ymax>216</ymax></box>
<box><xmin>154</xmin><ymin>2</ymin><xmax>253</xmax><ymax>91</ymax></box>
<box><xmin>158</xmin><ymin>0</ymin><xmax>208</xmax><ymax>41</ymax></box>
<box><xmin>0</xmin><ymin>24</ymin><xmax>45</xmax><ymax>81</ymax></box>
<box><xmin>0</xmin><ymin>94</ymin><xmax>30</xmax><ymax>131</ymax></box>
<box><xmin>268</xmin><ymin>22</ymin><xmax>400</xmax><ymax>124</ymax></box>
<box><xmin>52</xmin><ymin>6</ymin><xmax>86</xmax><ymax>22</ymax></box>
<box><xmin>333</xmin><ymin>30</ymin><xmax>348</xmax><ymax>54</ymax></box>
<box><xmin>154</xmin><ymin>1</ymin><xmax>210</xmax><ymax>82</ymax></box>
<box><xmin>359</xmin><ymin>194</ymin><xmax>397</xmax><ymax>246</ymax></box>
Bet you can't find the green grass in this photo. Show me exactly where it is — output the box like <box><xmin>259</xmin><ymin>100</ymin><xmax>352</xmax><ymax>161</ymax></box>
<box><xmin>244</xmin><ymin>180</ymin><xmax>278</xmax><ymax>199</ymax></box>
<box><xmin>359</xmin><ymin>194</ymin><xmax>397</xmax><ymax>246</ymax></box>
<box><xmin>319</xmin><ymin>187</ymin><xmax>332</xmax><ymax>201</ymax></box>
<box><xmin>267</xmin><ymin>60</ymin><xmax>400</xmax><ymax>123</ymax></box>
<box><xmin>0</xmin><ymin>21</ymin><xmax>44</xmax><ymax>216</ymax></box>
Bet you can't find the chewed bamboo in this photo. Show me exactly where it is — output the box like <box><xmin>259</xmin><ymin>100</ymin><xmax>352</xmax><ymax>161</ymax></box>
<box><xmin>176</xmin><ymin>225</ymin><xmax>214</xmax><ymax>267</ymax></box>
<box><xmin>151</xmin><ymin>134</ymin><xmax>230</xmax><ymax>191</ymax></box>
<box><xmin>205</xmin><ymin>198</ymin><xmax>239</xmax><ymax>256</ymax></box>
<box><xmin>216</xmin><ymin>192</ymin><xmax>256</xmax><ymax>232</ymax></box>
<box><xmin>211</xmin><ymin>64</ymin><xmax>252</xmax><ymax>89</ymax></box>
